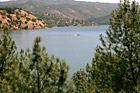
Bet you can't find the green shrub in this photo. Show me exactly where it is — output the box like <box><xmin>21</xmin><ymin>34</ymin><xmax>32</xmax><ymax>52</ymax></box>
<box><xmin>14</xmin><ymin>20</ymin><xmax>18</xmax><ymax>24</ymax></box>
<box><xmin>7</xmin><ymin>20</ymin><xmax>10</xmax><ymax>23</ymax></box>
<box><xmin>0</xmin><ymin>20</ymin><xmax>2</xmax><ymax>24</ymax></box>
<box><xmin>16</xmin><ymin>12</ymin><xmax>19</xmax><ymax>15</ymax></box>
<box><xmin>5</xmin><ymin>7</ymin><xmax>15</xmax><ymax>14</ymax></box>
<box><xmin>16</xmin><ymin>16</ymin><xmax>20</xmax><ymax>20</ymax></box>
<box><xmin>25</xmin><ymin>21</ymin><xmax>28</xmax><ymax>24</ymax></box>
<box><xmin>18</xmin><ymin>24</ymin><xmax>21</xmax><ymax>28</ymax></box>
<box><xmin>11</xmin><ymin>20</ymin><xmax>18</xmax><ymax>25</ymax></box>
<box><xmin>32</xmin><ymin>18</ymin><xmax>36</xmax><ymax>22</ymax></box>
<box><xmin>2</xmin><ymin>16</ymin><xmax>6</xmax><ymax>19</ymax></box>
<box><xmin>1</xmin><ymin>12</ymin><xmax>5</xmax><ymax>15</ymax></box>
<box><xmin>7</xmin><ymin>15</ymin><xmax>12</xmax><ymax>19</ymax></box>
<box><xmin>3</xmin><ymin>27</ymin><xmax>8</xmax><ymax>30</ymax></box>
<box><xmin>19</xmin><ymin>20</ymin><xmax>22</xmax><ymax>24</ymax></box>
<box><xmin>39</xmin><ymin>24</ymin><xmax>43</xmax><ymax>28</ymax></box>
<box><xmin>26</xmin><ymin>17</ymin><xmax>30</xmax><ymax>21</ymax></box>
<box><xmin>23</xmin><ymin>26</ymin><xmax>28</xmax><ymax>29</ymax></box>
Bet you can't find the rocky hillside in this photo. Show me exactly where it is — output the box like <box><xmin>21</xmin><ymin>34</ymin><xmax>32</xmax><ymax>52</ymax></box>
<box><xmin>33</xmin><ymin>12</ymin><xmax>99</xmax><ymax>28</ymax></box>
<box><xmin>0</xmin><ymin>7</ymin><xmax>47</xmax><ymax>31</ymax></box>
<box><xmin>0</xmin><ymin>0</ymin><xmax>118</xmax><ymax>25</ymax></box>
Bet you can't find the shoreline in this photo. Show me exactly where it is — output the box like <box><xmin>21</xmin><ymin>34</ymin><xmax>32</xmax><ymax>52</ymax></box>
<box><xmin>0</xmin><ymin>25</ymin><xmax>101</xmax><ymax>31</ymax></box>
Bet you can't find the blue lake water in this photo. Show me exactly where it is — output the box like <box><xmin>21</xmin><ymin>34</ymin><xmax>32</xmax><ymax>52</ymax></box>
<box><xmin>2</xmin><ymin>25</ymin><xmax>109</xmax><ymax>77</ymax></box>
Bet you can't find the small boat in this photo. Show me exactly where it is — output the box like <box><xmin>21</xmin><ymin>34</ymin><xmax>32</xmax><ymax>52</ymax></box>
<box><xmin>74</xmin><ymin>34</ymin><xmax>80</xmax><ymax>36</ymax></box>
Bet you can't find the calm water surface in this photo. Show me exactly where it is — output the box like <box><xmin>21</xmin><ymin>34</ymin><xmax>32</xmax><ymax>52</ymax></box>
<box><xmin>3</xmin><ymin>25</ymin><xmax>109</xmax><ymax>77</ymax></box>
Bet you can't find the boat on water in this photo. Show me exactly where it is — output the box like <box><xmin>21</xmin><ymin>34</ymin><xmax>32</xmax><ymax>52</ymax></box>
<box><xmin>74</xmin><ymin>34</ymin><xmax>80</xmax><ymax>36</ymax></box>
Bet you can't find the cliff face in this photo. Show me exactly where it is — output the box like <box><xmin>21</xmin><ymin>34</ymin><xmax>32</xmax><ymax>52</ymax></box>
<box><xmin>0</xmin><ymin>7</ymin><xmax>47</xmax><ymax>31</ymax></box>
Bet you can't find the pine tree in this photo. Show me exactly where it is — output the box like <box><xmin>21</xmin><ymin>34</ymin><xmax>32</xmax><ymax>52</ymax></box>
<box><xmin>72</xmin><ymin>69</ymin><xmax>95</xmax><ymax>93</ymax></box>
<box><xmin>18</xmin><ymin>49</ymin><xmax>33</xmax><ymax>92</ymax></box>
<box><xmin>0</xmin><ymin>30</ymin><xmax>18</xmax><ymax>92</ymax></box>
<box><xmin>0</xmin><ymin>31</ymin><xmax>69</xmax><ymax>92</ymax></box>
<box><xmin>0</xmin><ymin>31</ymin><xmax>33</xmax><ymax>92</ymax></box>
<box><xmin>85</xmin><ymin>0</ymin><xmax>140</xmax><ymax>92</ymax></box>
<box><xmin>29</xmin><ymin>37</ymin><xmax>69</xmax><ymax>93</ymax></box>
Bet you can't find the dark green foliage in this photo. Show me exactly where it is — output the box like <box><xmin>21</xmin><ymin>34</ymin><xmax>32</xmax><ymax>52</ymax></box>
<box><xmin>18</xmin><ymin>24</ymin><xmax>21</xmax><ymax>28</ymax></box>
<box><xmin>2</xmin><ymin>16</ymin><xmax>6</xmax><ymax>19</ymax></box>
<box><xmin>26</xmin><ymin>17</ymin><xmax>31</xmax><ymax>21</ymax></box>
<box><xmin>19</xmin><ymin>20</ymin><xmax>22</xmax><ymax>24</ymax></box>
<box><xmin>0</xmin><ymin>0</ymin><xmax>140</xmax><ymax>92</ymax></box>
<box><xmin>0</xmin><ymin>31</ymin><xmax>21</xmax><ymax>92</ymax></box>
<box><xmin>72</xmin><ymin>69</ymin><xmax>95</xmax><ymax>93</ymax></box>
<box><xmin>4</xmin><ymin>7</ymin><xmax>15</xmax><ymax>14</ymax></box>
<box><xmin>16</xmin><ymin>16</ymin><xmax>20</xmax><ymax>20</ymax></box>
<box><xmin>71</xmin><ymin>0</ymin><xmax>140</xmax><ymax>92</ymax></box>
<box><xmin>0</xmin><ymin>31</ymin><xmax>69</xmax><ymax>92</ymax></box>
<box><xmin>32</xmin><ymin>18</ymin><xmax>36</xmax><ymax>22</ymax></box>
<box><xmin>0</xmin><ymin>12</ymin><xmax>5</xmax><ymax>15</ymax></box>
<box><xmin>0</xmin><ymin>31</ymin><xmax>16</xmax><ymax>74</ymax></box>
<box><xmin>25</xmin><ymin>21</ymin><xmax>28</xmax><ymax>24</ymax></box>
<box><xmin>0</xmin><ymin>31</ymin><xmax>32</xmax><ymax>92</ymax></box>
<box><xmin>0</xmin><ymin>20</ymin><xmax>2</xmax><ymax>24</ymax></box>
<box><xmin>29</xmin><ymin>37</ymin><xmax>69</xmax><ymax>92</ymax></box>
<box><xmin>0</xmin><ymin>7</ymin><xmax>22</xmax><ymax>14</ymax></box>
<box><xmin>7</xmin><ymin>19</ymin><xmax>10</xmax><ymax>23</ymax></box>
<box><xmin>85</xmin><ymin>0</ymin><xmax>140</xmax><ymax>92</ymax></box>
<box><xmin>3</xmin><ymin>27</ymin><xmax>8</xmax><ymax>31</ymax></box>
<box><xmin>39</xmin><ymin>24</ymin><xmax>43</xmax><ymax>28</ymax></box>
<box><xmin>23</xmin><ymin>26</ymin><xmax>28</xmax><ymax>29</ymax></box>
<box><xmin>11</xmin><ymin>20</ymin><xmax>18</xmax><ymax>25</ymax></box>
<box><xmin>7</xmin><ymin>14</ymin><xmax>12</xmax><ymax>19</ymax></box>
<box><xmin>16</xmin><ymin>12</ymin><xmax>19</xmax><ymax>15</ymax></box>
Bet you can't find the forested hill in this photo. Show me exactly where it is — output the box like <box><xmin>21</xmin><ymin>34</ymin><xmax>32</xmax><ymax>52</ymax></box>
<box><xmin>0</xmin><ymin>7</ymin><xmax>98</xmax><ymax>31</ymax></box>
<box><xmin>0</xmin><ymin>7</ymin><xmax>47</xmax><ymax>31</ymax></box>
<box><xmin>0</xmin><ymin>0</ymin><xmax>118</xmax><ymax>25</ymax></box>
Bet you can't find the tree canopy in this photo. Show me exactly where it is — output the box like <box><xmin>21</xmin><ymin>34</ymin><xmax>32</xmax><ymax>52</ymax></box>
<box><xmin>0</xmin><ymin>0</ymin><xmax>140</xmax><ymax>92</ymax></box>
<box><xmin>73</xmin><ymin>0</ymin><xmax>140</xmax><ymax>92</ymax></box>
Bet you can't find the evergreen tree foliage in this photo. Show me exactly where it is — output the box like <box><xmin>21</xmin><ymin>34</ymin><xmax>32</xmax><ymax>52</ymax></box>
<box><xmin>0</xmin><ymin>31</ymin><xmax>32</xmax><ymax>92</ymax></box>
<box><xmin>85</xmin><ymin>0</ymin><xmax>140</xmax><ymax>92</ymax></box>
<box><xmin>0</xmin><ymin>30</ymin><xmax>18</xmax><ymax>92</ymax></box>
<box><xmin>0</xmin><ymin>31</ymin><xmax>69</xmax><ymax>93</ymax></box>
<box><xmin>72</xmin><ymin>69</ymin><xmax>95</xmax><ymax>93</ymax></box>
<box><xmin>0</xmin><ymin>0</ymin><xmax>140</xmax><ymax>92</ymax></box>
<box><xmin>29</xmin><ymin>37</ymin><xmax>69</xmax><ymax>93</ymax></box>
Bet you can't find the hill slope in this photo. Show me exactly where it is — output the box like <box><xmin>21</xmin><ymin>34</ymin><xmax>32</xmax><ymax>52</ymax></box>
<box><xmin>0</xmin><ymin>7</ymin><xmax>98</xmax><ymax>31</ymax></box>
<box><xmin>33</xmin><ymin>12</ymin><xmax>99</xmax><ymax>28</ymax></box>
<box><xmin>0</xmin><ymin>0</ymin><xmax>118</xmax><ymax>25</ymax></box>
<box><xmin>0</xmin><ymin>7</ymin><xmax>47</xmax><ymax>31</ymax></box>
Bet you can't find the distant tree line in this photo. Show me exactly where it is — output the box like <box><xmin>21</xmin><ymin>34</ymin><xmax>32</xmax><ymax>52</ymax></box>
<box><xmin>0</xmin><ymin>7</ymin><xmax>22</xmax><ymax>14</ymax></box>
<box><xmin>0</xmin><ymin>0</ymin><xmax>140</xmax><ymax>92</ymax></box>
<box><xmin>33</xmin><ymin>12</ymin><xmax>96</xmax><ymax>28</ymax></box>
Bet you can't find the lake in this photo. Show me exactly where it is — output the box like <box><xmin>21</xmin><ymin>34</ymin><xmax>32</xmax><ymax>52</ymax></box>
<box><xmin>2</xmin><ymin>25</ymin><xmax>109</xmax><ymax>77</ymax></box>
